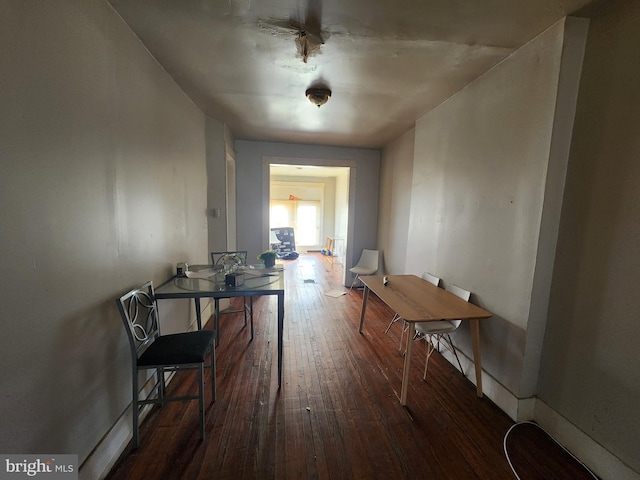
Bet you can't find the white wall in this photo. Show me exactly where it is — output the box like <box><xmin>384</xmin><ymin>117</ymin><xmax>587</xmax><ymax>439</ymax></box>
<box><xmin>206</xmin><ymin>117</ymin><xmax>229</xmax><ymax>253</ymax></box>
<box><xmin>407</xmin><ymin>19</ymin><xmax>573</xmax><ymax>396</ymax></box>
<box><xmin>0</xmin><ymin>0</ymin><xmax>209</xmax><ymax>475</ymax></box>
<box><xmin>334</xmin><ymin>171</ymin><xmax>350</xmax><ymax>247</ymax></box>
<box><xmin>378</xmin><ymin>128</ymin><xmax>415</xmax><ymax>274</ymax></box>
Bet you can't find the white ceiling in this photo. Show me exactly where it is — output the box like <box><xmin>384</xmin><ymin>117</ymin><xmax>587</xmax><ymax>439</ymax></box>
<box><xmin>109</xmin><ymin>0</ymin><xmax>594</xmax><ymax>149</ymax></box>
<box><xmin>271</xmin><ymin>164</ymin><xmax>349</xmax><ymax>177</ymax></box>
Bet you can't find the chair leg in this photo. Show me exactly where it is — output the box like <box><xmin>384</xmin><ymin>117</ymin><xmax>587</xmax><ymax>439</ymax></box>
<box><xmin>348</xmin><ymin>274</ymin><xmax>360</xmax><ymax>292</ymax></box>
<box><xmin>132</xmin><ymin>366</ymin><xmax>140</xmax><ymax>449</ymax></box>
<box><xmin>423</xmin><ymin>336</ymin><xmax>438</xmax><ymax>380</ymax></box>
<box><xmin>198</xmin><ymin>363</ymin><xmax>205</xmax><ymax>440</ymax></box>
<box><xmin>387</xmin><ymin>315</ymin><xmax>411</xmax><ymax>354</ymax></box>
<box><xmin>211</xmin><ymin>340</ymin><xmax>216</xmax><ymax>403</ymax></box>
<box><xmin>445</xmin><ymin>334</ymin><xmax>464</xmax><ymax>374</ymax></box>
<box><xmin>157</xmin><ymin>367</ymin><xmax>165</xmax><ymax>403</ymax></box>
<box><xmin>384</xmin><ymin>313</ymin><xmax>400</xmax><ymax>334</ymax></box>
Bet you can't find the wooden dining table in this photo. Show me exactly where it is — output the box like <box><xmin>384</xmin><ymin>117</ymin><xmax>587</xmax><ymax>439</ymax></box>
<box><xmin>358</xmin><ymin>274</ymin><xmax>492</xmax><ymax>406</ymax></box>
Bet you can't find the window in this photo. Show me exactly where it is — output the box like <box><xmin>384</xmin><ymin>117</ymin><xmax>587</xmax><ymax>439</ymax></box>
<box><xmin>270</xmin><ymin>200</ymin><xmax>321</xmax><ymax>246</ymax></box>
<box><xmin>270</xmin><ymin>203</ymin><xmax>291</xmax><ymax>229</ymax></box>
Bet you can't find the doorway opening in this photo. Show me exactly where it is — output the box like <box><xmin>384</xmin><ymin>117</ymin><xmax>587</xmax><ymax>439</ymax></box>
<box><xmin>269</xmin><ymin>163</ymin><xmax>350</xmax><ymax>271</ymax></box>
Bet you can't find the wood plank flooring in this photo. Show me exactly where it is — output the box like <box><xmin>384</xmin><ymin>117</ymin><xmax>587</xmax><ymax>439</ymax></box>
<box><xmin>106</xmin><ymin>253</ymin><xmax>591</xmax><ymax>480</ymax></box>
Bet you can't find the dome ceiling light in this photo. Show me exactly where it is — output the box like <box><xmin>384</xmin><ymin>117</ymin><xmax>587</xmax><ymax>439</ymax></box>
<box><xmin>305</xmin><ymin>87</ymin><xmax>331</xmax><ymax>108</ymax></box>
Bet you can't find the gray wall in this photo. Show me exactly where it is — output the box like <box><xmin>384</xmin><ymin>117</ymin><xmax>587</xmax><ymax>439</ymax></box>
<box><xmin>0</xmin><ymin>0</ymin><xmax>209</xmax><ymax>472</ymax></box>
<box><xmin>234</xmin><ymin>141</ymin><xmax>380</xmax><ymax>279</ymax></box>
<box><xmin>539</xmin><ymin>0</ymin><xmax>640</xmax><ymax>473</ymax></box>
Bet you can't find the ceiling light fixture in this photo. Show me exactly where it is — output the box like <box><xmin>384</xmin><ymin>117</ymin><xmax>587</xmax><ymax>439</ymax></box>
<box><xmin>305</xmin><ymin>87</ymin><xmax>331</xmax><ymax>108</ymax></box>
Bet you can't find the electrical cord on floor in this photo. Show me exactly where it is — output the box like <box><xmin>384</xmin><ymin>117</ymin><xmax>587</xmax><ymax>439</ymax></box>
<box><xmin>503</xmin><ymin>421</ymin><xmax>599</xmax><ymax>480</ymax></box>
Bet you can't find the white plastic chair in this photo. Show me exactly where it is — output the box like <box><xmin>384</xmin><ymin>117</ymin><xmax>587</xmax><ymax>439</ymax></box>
<box><xmin>413</xmin><ymin>283</ymin><xmax>470</xmax><ymax>379</ymax></box>
<box><xmin>385</xmin><ymin>273</ymin><xmax>440</xmax><ymax>351</ymax></box>
<box><xmin>348</xmin><ymin>249</ymin><xmax>379</xmax><ymax>291</ymax></box>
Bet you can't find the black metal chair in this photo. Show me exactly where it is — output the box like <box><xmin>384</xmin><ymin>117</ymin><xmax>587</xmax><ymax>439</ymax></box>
<box><xmin>210</xmin><ymin>251</ymin><xmax>254</xmax><ymax>340</ymax></box>
<box><xmin>116</xmin><ymin>281</ymin><xmax>216</xmax><ymax>448</ymax></box>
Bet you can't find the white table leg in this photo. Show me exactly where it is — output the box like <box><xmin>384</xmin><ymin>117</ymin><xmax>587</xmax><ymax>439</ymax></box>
<box><xmin>470</xmin><ymin>318</ymin><xmax>483</xmax><ymax>397</ymax></box>
<box><xmin>358</xmin><ymin>286</ymin><xmax>370</xmax><ymax>333</ymax></box>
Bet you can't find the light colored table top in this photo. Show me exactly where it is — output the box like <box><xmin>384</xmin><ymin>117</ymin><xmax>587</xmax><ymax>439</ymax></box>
<box><xmin>359</xmin><ymin>274</ymin><xmax>492</xmax><ymax>322</ymax></box>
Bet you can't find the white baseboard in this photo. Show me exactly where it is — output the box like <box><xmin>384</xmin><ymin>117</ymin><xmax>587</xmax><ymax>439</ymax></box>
<box><xmin>438</xmin><ymin>347</ymin><xmax>533</xmax><ymax>421</ymax></box>
<box><xmin>79</xmin><ymin>406</ymin><xmax>135</xmax><ymax>480</ymax></box>
<box><xmin>80</xmin><ymin>301</ymin><xmax>213</xmax><ymax>479</ymax></box>
<box><xmin>439</xmin><ymin>348</ymin><xmax>639</xmax><ymax>480</ymax></box>
<box><xmin>534</xmin><ymin>400</ymin><xmax>639</xmax><ymax>480</ymax></box>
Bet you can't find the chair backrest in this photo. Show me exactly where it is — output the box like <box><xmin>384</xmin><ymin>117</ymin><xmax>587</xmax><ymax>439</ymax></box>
<box><xmin>422</xmin><ymin>272</ymin><xmax>440</xmax><ymax>287</ymax></box>
<box><xmin>116</xmin><ymin>281</ymin><xmax>160</xmax><ymax>360</ymax></box>
<box><xmin>355</xmin><ymin>249</ymin><xmax>379</xmax><ymax>270</ymax></box>
<box><xmin>211</xmin><ymin>251</ymin><xmax>248</xmax><ymax>266</ymax></box>
<box><xmin>446</xmin><ymin>284</ymin><xmax>471</xmax><ymax>328</ymax></box>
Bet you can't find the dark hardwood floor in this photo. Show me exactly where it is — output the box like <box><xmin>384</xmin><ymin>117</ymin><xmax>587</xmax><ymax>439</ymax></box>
<box><xmin>106</xmin><ymin>253</ymin><xmax>594</xmax><ymax>480</ymax></box>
